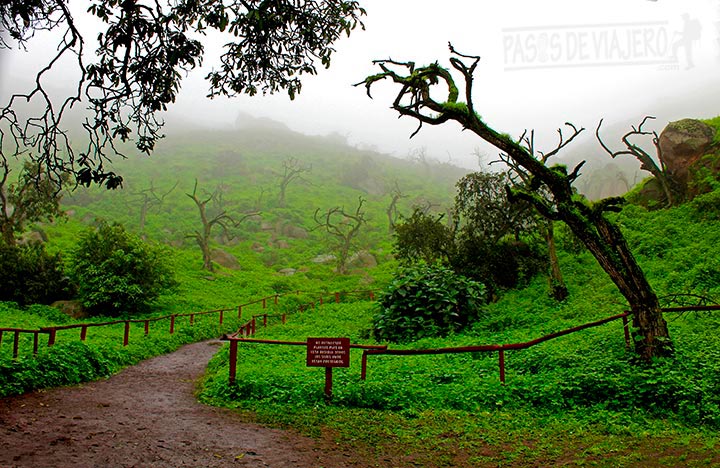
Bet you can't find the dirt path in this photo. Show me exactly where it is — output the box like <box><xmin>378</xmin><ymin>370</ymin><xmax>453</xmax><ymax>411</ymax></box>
<box><xmin>0</xmin><ymin>341</ymin><xmax>360</xmax><ymax>468</ymax></box>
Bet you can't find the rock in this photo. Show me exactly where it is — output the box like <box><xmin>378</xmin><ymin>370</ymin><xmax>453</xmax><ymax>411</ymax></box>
<box><xmin>275</xmin><ymin>240</ymin><xmax>290</xmax><ymax>249</ymax></box>
<box><xmin>251</xmin><ymin>242</ymin><xmax>265</xmax><ymax>253</ymax></box>
<box><xmin>260</xmin><ymin>222</ymin><xmax>274</xmax><ymax>231</ymax></box>
<box><xmin>210</xmin><ymin>249</ymin><xmax>241</xmax><ymax>270</ymax></box>
<box><xmin>348</xmin><ymin>250</ymin><xmax>377</xmax><ymax>269</ymax></box>
<box><xmin>282</xmin><ymin>225</ymin><xmax>309</xmax><ymax>239</ymax></box>
<box><xmin>52</xmin><ymin>300</ymin><xmax>89</xmax><ymax>319</ymax></box>
<box><xmin>277</xmin><ymin>268</ymin><xmax>297</xmax><ymax>276</ymax></box>
<box><xmin>311</xmin><ymin>254</ymin><xmax>336</xmax><ymax>264</ymax></box>
<box><xmin>659</xmin><ymin>119</ymin><xmax>715</xmax><ymax>187</ymax></box>
<box><xmin>18</xmin><ymin>230</ymin><xmax>47</xmax><ymax>245</ymax></box>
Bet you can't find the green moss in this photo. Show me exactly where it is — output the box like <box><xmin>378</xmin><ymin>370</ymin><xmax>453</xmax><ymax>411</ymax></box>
<box><xmin>441</xmin><ymin>101</ymin><xmax>469</xmax><ymax>114</ymax></box>
<box><xmin>701</xmin><ymin>115</ymin><xmax>720</xmax><ymax>143</ymax></box>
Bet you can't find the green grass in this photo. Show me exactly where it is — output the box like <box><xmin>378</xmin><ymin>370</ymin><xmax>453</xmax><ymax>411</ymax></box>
<box><xmin>198</xmin><ymin>299</ymin><xmax>720</xmax><ymax>467</ymax></box>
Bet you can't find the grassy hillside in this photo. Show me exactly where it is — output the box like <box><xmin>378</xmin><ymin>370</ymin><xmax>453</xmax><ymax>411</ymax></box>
<box><xmin>2</xmin><ymin>119</ymin><xmax>720</xmax><ymax>466</ymax></box>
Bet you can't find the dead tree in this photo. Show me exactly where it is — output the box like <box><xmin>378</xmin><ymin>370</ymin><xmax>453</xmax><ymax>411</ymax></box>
<box><xmin>386</xmin><ymin>180</ymin><xmax>406</xmax><ymax>233</ymax></box>
<box><xmin>133</xmin><ymin>180</ymin><xmax>178</xmax><ymax>232</ymax></box>
<box><xmin>313</xmin><ymin>197</ymin><xmax>368</xmax><ymax>274</ymax></box>
<box><xmin>596</xmin><ymin>116</ymin><xmax>681</xmax><ymax>206</ymax></box>
<box><xmin>358</xmin><ymin>45</ymin><xmax>672</xmax><ymax>360</ymax></box>
<box><xmin>186</xmin><ymin>180</ymin><xmax>256</xmax><ymax>272</ymax></box>
<box><xmin>276</xmin><ymin>157</ymin><xmax>311</xmax><ymax>208</ymax></box>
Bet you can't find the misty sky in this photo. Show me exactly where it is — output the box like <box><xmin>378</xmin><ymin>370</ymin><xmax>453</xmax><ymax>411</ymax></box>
<box><xmin>2</xmin><ymin>0</ymin><xmax>719</xmax><ymax>168</ymax></box>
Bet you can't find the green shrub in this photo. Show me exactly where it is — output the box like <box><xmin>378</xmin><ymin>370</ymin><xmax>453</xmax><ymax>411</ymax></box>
<box><xmin>454</xmin><ymin>236</ymin><xmax>546</xmax><ymax>291</ymax></box>
<box><xmin>0</xmin><ymin>242</ymin><xmax>71</xmax><ymax>305</ymax></box>
<box><xmin>67</xmin><ymin>221</ymin><xmax>176</xmax><ymax>316</ymax></box>
<box><xmin>373</xmin><ymin>264</ymin><xmax>486</xmax><ymax>342</ymax></box>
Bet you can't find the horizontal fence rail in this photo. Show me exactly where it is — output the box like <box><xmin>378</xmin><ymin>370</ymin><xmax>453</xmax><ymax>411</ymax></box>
<box><xmin>223</xmin><ymin>304</ymin><xmax>720</xmax><ymax>386</ymax></box>
<box><xmin>0</xmin><ymin>289</ymin><xmax>377</xmax><ymax>360</ymax></box>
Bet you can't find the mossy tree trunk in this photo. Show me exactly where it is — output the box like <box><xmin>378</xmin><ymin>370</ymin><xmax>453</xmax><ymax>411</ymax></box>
<box><xmin>359</xmin><ymin>46</ymin><xmax>672</xmax><ymax>360</ymax></box>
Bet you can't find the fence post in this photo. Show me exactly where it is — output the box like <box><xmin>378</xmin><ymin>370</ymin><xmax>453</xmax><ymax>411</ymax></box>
<box><xmin>498</xmin><ymin>349</ymin><xmax>506</xmax><ymax>384</ymax></box>
<box><xmin>47</xmin><ymin>328</ymin><xmax>56</xmax><ymax>347</ymax></box>
<box><xmin>0</xmin><ymin>330</ymin><xmax>4</xmax><ymax>346</ymax></box>
<box><xmin>219</xmin><ymin>310</ymin><xmax>224</xmax><ymax>326</ymax></box>
<box><xmin>123</xmin><ymin>321</ymin><xmax>130</xmax><ymax>346</ymax></box>
<box><xmin>262</xmin><ymin>298</ymin><xmax>267</xmax><ymax>309</ymax></box>
<box><xmin>251</xmin><ymin>317</ymin><xmax>256</xmax><ymax>335</ymax></box>
<box><xmin>190</xmin><ymin>314</ymin><xmax>195</xmax><ymax>325</ymax></box>
<box><xmin>319</xmin><ymin>296</ymin><xmax>324</xmax><ymax>306</ymax></box>
<box><xmin>282</xmin><ymin>314</ymin><xmax>286</xmax><ymax>324</ymax></box>
<box><xmin>369</xmin><ymin>291</ymin><xmax>375</xmax><ymax>300</ymax></box>
<box><xmin>274</xmin><ymin>295</ymin><xmax>279</xmax><ymax>305</ymax></box>
<box><xmin>144</xmin><ymin>320</ymin><xmax>150</xmax><ymax>336</ymax></box>
<box><xmin>238</xmin><ymin>305</ymin><xmax>243</xmax><ymax>319</ymax></box>
<box><xmin>361</xmin><ymin>352</ymin><xmax>368</xmax><ymax>380</ymax></box>
<box><xmin>228</xmin><ymin>339</ymin><xmax>238</xmax><ymax>385</ymax></box>
<box><xmin>622</xmin><ymin>314</ymin><xmax>631</xmax><ymax>349</ymax></box>
<box><xmin>263</xmin><ymin>314</ymin><xmax>267</xmax><ymax>327</ymax></box>
<box><xmin>33</xmin><ymin>331</ymin><xmax>39</xmax><ymax>355</ymax></box>
<box><xmin>170</xmin><ymin>315</ymin><xmax>176</xmax><ymax>334</ymax></box>
<box><xmin>335</xmin><ymin>292</ymin><xmax>340</xmax><ymax>303</ymax></box>
<box><xmin>80</xmin><ymin>325</ymin><xmax>88</xmax><ymax>341</ymax></box>
<box><xmin>13</xmin><ymin>331</ymin><xmax>20</xmax><ymax>359</ymax></box>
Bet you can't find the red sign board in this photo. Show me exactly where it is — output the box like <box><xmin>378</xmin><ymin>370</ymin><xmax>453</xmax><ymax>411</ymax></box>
<box><xmin>306</xmin><ymin>337</ymin><xmax>350</xmax><ymax>368</ymax></box>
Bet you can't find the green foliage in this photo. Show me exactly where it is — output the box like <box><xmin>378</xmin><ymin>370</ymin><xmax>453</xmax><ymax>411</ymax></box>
<box><xmin>393</xmin><ymin>208</ymin><xmax>454</xmax><ymax>265</ymax></box>
<box><xmin>0</xmin><ymin>161</ymin><xmax>64</xmax><ymax>244</ymax></box>
<box><xmin>67</xmin><ymin>221</ymin><xmax>176</xmax><ymax>316</ymax></box>
<box><xmin>373</xmin><ymin>264</ymin><xmax>486</xmax><ymax>342</ymax></box>
<box><xmin>0</xmin><ymin>242</ymin><xmax>71</xmax><ymax>305</ymax></box>
<box><xmin>455</xmin><ymin>236</ymin><xmax>547</xmax><ymax>291</ymax></box>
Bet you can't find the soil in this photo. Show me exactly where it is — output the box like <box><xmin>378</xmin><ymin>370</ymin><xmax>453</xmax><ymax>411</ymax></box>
<box><xmin>0</xmin><ymin>341</ymin><xmax>364</xmax><ymax>468</ymax></box>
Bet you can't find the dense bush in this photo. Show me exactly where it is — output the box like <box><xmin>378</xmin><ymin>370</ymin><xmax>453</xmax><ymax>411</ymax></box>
<box><xmin>0</xmin><ymin>242</ymin><xmax>71</xmax><ymax>305</ymax></box>
<box><xmin>393</xmin><ymin>208</ymin><xmax>455</xmax><ymax>265</ymax></box>
<box><xmin>372</xmin><ymin>263</ymin><xmax>486</xmax><ymax>342</ymax></box>
<box><xmin>67</xmin><ymin>221</ymin><xmax>176</xmax><ymax>316</ymax></box>
<box><xmin>453</xmin><ymin>236</ymin><xmax>546</xmax><ymax>291</ymax></box>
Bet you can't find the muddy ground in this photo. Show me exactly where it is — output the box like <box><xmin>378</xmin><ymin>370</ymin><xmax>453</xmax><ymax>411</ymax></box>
<box><xmin>0</xmin><ymin>341</ymin><xmax>365</xmax><ymax>468</ymax></box>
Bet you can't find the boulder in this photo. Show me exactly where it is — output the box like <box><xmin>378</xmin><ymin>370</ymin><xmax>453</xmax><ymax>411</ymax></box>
<box><xmin>277</xmin><ymin>268</ymin><xmax>297</xmax><ymax>276</ymax></box>
<box><xmin>311</xmin><ymin>254</ymin><xmax>336</xmax><ymax>264</ymax></box>
<box><xmin>275</xmin><ymin>239</ymin><xmax>290</xmax><ymax>249</ymax></box>
<box><xmin>659</xmin><ymin>119</ymin><xmax>715</xmax><ymax>187</ymax></box>
<box><xmin>52</xmin><ymin>300</ymin><xmax>89</xmax><ymax>319</ymax></box>
<box><xmin>282</xmin><ymin>224</ymin><xmax>309</xmax><ymax>239</ymax></box>
<box><xmin>348</xmin><ymin>250</ymin><xmax>378</xmax><ymax>269</ymax></box>
<box><xmin>210</xmin><ymin>249</ymin><xmax>241</xmax><ymax>270</ymax></box>
<box><xmin>251</xmin><ymin>242</ymin><xmax>265</xmax><ymax>253</ymax></box>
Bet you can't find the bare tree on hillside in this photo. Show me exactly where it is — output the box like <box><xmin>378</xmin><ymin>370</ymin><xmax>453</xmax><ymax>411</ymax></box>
<box><xmin>276</xmin><ymin>157</ymin><xmax>312</xmax><ymax>208</ymax></box>
<box><xmin>385</xmin><ymin>180</ymin><xmax>406</xmax><ymax>233</ymax></box>
<box><xmin>186</xmin><ymin>180</ymin><xmax>256</xmax><ymax>272</ymax></box>
<box><xmin>133</xmin><ymin>180</ymin><xmax>178</xmax><ymax>233</ymax></box>
<box><xmin>596</xmin><ymin>116</ymin><xmax>681</xmax><ymax>206</ymax></box>
<box><xmin>313</xmin><ymin>197</ymin><xmax>368</xmax><ymax>274</ymax></box>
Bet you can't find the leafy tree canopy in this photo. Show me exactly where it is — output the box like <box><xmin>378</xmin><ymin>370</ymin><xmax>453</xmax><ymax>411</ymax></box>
<box><xmin>0</xmin><ymin>0</ymin><xmax>365</xmax><ymax>189</ymax></box>
<box><xmin>68</xmin><ymin>221</ymin><xmax>176</xmax><ymax>315</ymax></box>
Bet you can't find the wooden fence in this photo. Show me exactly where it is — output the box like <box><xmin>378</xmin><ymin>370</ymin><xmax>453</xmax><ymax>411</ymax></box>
<box><xmin>0</xmin><ymin>290</ymin><xmax>375</xmax><ymax>360</ymax></box>
<box><xmin>224</xmin><ymin>305</ymin><xmax>720</xmax><ymax>385</ymax></box>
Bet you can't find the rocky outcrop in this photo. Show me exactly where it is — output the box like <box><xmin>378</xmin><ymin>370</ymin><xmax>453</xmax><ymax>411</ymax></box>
<box><xmin>348</xmin><ymin>250</ymin><xmax>377</xmax><ymax>269</ymax></box>
<box><xmin>659</xmin><ymin>119</ymin><xmax>715</xmax><ymax>189</ymax></box>
<box><xmin>210</xmin><ymin>249</ymin><xmax>241</xmax><ymax>270</ymax></box>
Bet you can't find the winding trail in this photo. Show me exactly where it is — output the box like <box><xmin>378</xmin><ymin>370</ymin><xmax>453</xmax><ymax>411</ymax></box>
<box><xmin>0</xmin><ymin>341</ymin><xmax>358</xmax><ymax>468</ymax></box>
